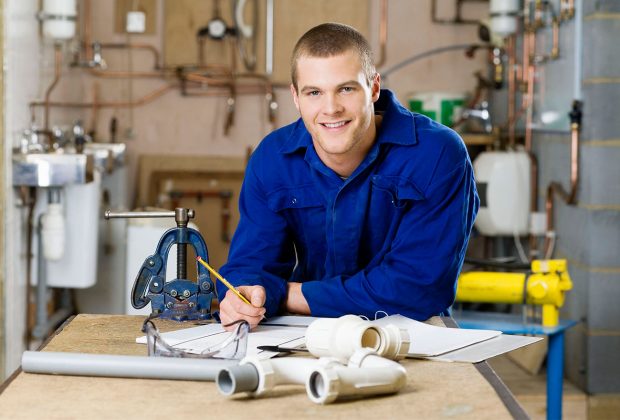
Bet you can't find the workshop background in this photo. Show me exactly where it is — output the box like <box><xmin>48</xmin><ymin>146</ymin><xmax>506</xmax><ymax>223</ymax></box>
<box><xmin>0</xmin><ymin>0</ymin><xmax>618</xmax><ymax>417</ymax></box>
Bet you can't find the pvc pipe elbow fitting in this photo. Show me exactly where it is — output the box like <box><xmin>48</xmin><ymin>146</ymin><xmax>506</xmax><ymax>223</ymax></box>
<box><xmin>305</xmin><ymin>315</ymin><xmax>410</xmax><ymax>362</ymax></box>
<box><xmin>306</xmin><ymin>349</ymin><xmax>408</xmax><ymax>404</ymax></box>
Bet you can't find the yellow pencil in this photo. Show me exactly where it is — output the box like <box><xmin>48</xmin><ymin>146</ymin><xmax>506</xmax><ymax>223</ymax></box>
<box><xmin>196</xmin><ymin>256</ymin><xmax>252</xmax><ymax>306</ymax></box>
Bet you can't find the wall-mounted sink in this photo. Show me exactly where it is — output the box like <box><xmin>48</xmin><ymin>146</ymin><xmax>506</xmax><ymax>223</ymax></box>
<box><xmin>12</xmin><ymin>153</ymin><xmax>95</xmax><ymax>187</ymax></box>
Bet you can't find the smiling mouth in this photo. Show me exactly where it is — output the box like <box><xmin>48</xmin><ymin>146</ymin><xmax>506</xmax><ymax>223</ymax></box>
<box><xmin>321</xmin><ymin>121</ymin><xmax>350</xmax><ymax>129</ymax></box>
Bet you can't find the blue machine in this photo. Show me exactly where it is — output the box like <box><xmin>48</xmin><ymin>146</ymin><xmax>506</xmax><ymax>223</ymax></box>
<box><xmin>105</xmin><ymin>208</ymin><xmax>215</xmax><ymax>321</ymax></box>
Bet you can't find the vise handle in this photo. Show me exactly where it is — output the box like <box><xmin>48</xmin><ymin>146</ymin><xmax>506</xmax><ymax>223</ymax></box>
<box><xmin>105</xmin><ymin>208</ymin><xmax>195</xmax><ymax>228</ymax></box>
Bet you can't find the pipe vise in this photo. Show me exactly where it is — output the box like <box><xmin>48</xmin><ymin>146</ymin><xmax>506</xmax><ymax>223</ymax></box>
<box><xmin>456</xmin><ymin>259</ymin><xmax>573</xmax><ymax>327</ymax></box>
<box><xmin>105</xmin><ymin>208</ymin><xmax>215</xmax><ymax>321</ymax></box>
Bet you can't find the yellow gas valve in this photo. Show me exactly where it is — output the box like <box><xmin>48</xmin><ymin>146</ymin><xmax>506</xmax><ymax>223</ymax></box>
<box><xmin>456</xmin><ymin>259</ymin><xmax>573</xmax><ymax>327</ymax></box>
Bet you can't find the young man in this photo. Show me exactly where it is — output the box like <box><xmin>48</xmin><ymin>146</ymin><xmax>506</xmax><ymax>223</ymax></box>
<box><xmin>218</xmin><ymin>23</ymin><xmax>479</xmax><ymax>329</ymax></box>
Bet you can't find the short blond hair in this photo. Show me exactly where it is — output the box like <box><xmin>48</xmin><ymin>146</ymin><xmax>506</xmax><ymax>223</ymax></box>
<box><xmin>291</xmin><ymin>23</ymin><xmax>376</xmax><ymax>91</ymax></box>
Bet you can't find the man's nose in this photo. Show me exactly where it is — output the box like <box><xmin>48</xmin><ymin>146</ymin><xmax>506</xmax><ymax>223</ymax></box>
<box><xmin>323</xmin><ymin>93</ymin><xmax>343</xmax><ymax>115</ymax></box>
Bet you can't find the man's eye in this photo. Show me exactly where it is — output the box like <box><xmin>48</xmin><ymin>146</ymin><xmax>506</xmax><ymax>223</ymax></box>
<box><xmin>307</xmin><ymin>90</ymin><xmax>320</xmax><ymax>96</ymax></box>
<box><xmin>341</xmin><ymin>86</ymin><xmax>354</xmax><ymax>93</ymax></box>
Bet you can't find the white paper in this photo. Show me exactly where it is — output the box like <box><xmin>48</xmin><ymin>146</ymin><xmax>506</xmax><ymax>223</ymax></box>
<box><xmin>372</xmin><ymin>314</ymin><xmax>502</xmax><ymax>357</ymax></box>
<box><xmin>136</xmin><ymin>314</ymin><xmax>510</xmax><ymax>362</ymax></box>
<box><xmin>425</xmin><ymin>334</ymin><xmax>543</xmax><ymax>363</ymax></box>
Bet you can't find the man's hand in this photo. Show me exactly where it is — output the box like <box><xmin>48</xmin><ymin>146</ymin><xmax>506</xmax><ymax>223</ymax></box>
<box><xmin>285</xmin><ymin>282</ymin><xmax>311</xmax><ymax>315</ymax></box>
<box><xmin>219</xmin><ymin>285</ymin><xmax>266</xmax><ymax>331</ymax></box>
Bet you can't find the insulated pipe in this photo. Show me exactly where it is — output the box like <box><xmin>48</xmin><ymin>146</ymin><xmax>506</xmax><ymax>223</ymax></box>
<box><xmin>306</xmin><ymin>349</ymin><xmax>408</xmax><ymax>404</ymax></box>
<box><xmin>217</xmin><ymin>356</ymin><xmax>328</xmax><ymax>396</ymax></box>
<box><xmin>305</xmin><ymin>315</ymin><xmax>410</xmax><ymax>363</ymax></box>
<box><xmin>22</xmin><ymin>351</ymin><xmax>237</xmax><ymax>381</ymax></box>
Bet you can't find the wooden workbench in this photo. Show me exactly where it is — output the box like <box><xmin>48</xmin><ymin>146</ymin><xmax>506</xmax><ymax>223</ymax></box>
<box><xmin>0</xmin><ymin>315</ymin><xmax>526</xmax><ymax>419</ymax></box>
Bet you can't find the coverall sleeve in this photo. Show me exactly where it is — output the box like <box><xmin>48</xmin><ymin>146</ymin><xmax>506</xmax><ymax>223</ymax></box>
<box><xmin>301</xmin><ymin>156</ymin><xmax>479</xmax><ymax>320</ymax></box>
<box><xmin>218</xmin><ymin>160</ymin><xmax>296</xmax><ymax>317</ymax></box>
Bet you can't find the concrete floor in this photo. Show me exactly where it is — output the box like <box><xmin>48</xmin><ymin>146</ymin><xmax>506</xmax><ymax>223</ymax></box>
<box><xmin>489</xmin><ymin>355</ymin><xmax>620</xmax><ymax>419</ymax></box>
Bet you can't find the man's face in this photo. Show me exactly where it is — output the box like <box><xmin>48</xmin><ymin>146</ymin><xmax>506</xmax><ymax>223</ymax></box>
<box><xmin>291</xmin><ymin>50</ymin><xmax>380</xmax><ymax>175</ymax></box>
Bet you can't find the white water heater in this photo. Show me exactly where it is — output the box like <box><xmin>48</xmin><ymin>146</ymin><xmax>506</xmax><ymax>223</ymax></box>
<box><xmin>474</xmin><ymin>151</ymin><xmax>531</xmax><ymax>236</ymax></box>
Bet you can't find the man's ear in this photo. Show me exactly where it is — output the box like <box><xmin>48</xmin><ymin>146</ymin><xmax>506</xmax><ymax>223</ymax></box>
<box><xmin>371</xmin><ymin>73</ymin><xmax>381</xmax><ymax>102</ymax></box>
<box><xmin>290</xmin><ymin>84</ymin><xmax>300</xmax><ymax>112</ymax></box>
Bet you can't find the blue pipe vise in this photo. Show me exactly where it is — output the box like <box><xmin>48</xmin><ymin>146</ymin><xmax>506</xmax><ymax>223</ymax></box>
<box><xmin>105</xmin><ymin>208</ymin><xmax>215</xmax><ymax>321</ymax></box>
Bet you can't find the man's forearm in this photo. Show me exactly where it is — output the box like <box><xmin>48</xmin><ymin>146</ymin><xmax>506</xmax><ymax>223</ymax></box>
<box><xmin>285</xmin><ymin>282</ymin><xmax>311</xmax><ymax>315</ymax></box>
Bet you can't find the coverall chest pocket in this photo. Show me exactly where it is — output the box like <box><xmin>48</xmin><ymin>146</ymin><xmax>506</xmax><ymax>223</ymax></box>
<box><xmin>370</xmin><ymin>175</ymin><xmax>424</xmax><ymax>210</ymax></box>
<box><xmin>266</xmin><ymin>186</ymin><xmax>326</xmax><ymax>247</ymax></box>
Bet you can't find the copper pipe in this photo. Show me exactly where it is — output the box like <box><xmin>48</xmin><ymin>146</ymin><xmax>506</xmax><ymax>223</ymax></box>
<box><xmin>568</xmin><ymin>121</ymin><xmax>580</xmax><ymax>204</ymax></box>
<box><xmin>534</xmin><ymin>3</ymin><xmax>560</xmax><ymax>63</ymax></box>
<box><xmin>551</xmin><ymin>17</ymin><xmax>560</xmax><ymax>59</ymax></box>
<box><xmin>99</xmin><ymin>43</ymin><xmax>161</xmax><ymax>69</ymax></box>
<box><xmin>544</xmin><ymin>101</ymin><xmax>582</xmax><ymax>254</ymax></box>
<box><xmin>31</xmin><ymin>84</ymin><xmax>178</xmax><ymax>110</ymax></box>
<box><xmin>524</xmin><ymin>63</ymin><xmax>535</xmax><ymax>152</ymax></box>
<box><xmin>88</xmin><ymin>69</ymin><xmax>167</xmax><ymax>79</ymax></box>
<box><xmin>375</xmin><ymin>0</ymin><xmax>388</xmax><ymax>68</ymax></box>
<box><xmin>184</xmin><ymin>72</ymin><xmax>233</xmax><ymax>87</ymax></box>
<box><xmin>44</xmin><ymin>43</ymin><xmax>63</xmax><ymax>133</ymax></box>
<box><xmin>83</xmin><ymin>0</ymin><xmax>92</xmax><ymax>61</ymax></box>
<box><xmin>224</xmin><ymin>82</ymin><xmax>236</xmax><ymax>135</ymax></box>
<box><xmin>89</xmin><ymin>82</ymin><xmax>99</xmax><ymax>138</ymax></box>
<box><xmin>234</xmin><ymin>72</ymin><xmax>278</xmax><ymax>124</ymax></box>
<box><xmin>521</xmin><ymin>30</ymin><xmax>531</xmax><ymax>88</ymax></box>
<box><xmin>507</xmin><ymin>35</ymin><xmax>517</xmax><ymax>148</ymax></box>
<box><xmin>82</xmin><ymin>0</ymin><xmax>164</xmax><ymax>78</ymax></box>
<box><xmin>527</xmin><ymin>152</ymin><xmax>539</xmax><ymax>254</ymax></box>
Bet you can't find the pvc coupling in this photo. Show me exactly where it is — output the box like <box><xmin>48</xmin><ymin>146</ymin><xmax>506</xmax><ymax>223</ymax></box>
<box><xmin>304</xmin><ymin>315</ymin><xmax>410</xmax><ymax>363</ymax></box>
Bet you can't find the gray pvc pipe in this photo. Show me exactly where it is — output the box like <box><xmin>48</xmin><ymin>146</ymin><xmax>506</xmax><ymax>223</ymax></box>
<box><xmin>217</xmin><ymin>364</ymin><xmax>260</xmax><ymax>395</ymax></box>
<box><xmin>22</xmin><ymin>351</ymin><xmax>238</xmax><ymax>381</ymax></box>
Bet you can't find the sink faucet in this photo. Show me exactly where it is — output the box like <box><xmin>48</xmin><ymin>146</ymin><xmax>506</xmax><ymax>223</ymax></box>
<box><xmin>90</xmin><ymin>42</ymin><xmax>107</xmax><ymax>69</ymax></box>
<box><xmin>461</xmin><ymin>101</ymin><xmax>493</xmax><ymax>134</ymax></box>
<box><xmin>73</xmin><ymin>121</ymin><xmax>91</xmax><ymax>153</ymax></box>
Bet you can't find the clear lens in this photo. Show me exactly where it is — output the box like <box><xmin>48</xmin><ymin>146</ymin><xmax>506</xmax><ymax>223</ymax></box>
<box><xmin>143</xmin><ymin>318</ymin><xmax>249</xmax><ymax>360</ymax></box>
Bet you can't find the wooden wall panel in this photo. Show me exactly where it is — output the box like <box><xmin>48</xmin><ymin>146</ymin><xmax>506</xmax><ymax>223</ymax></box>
<box><xmin>272</xmin><ymin>0</ymin><xmax>369</xmax><ymax>83</ymax></box>
<box><xmin>164</xmin><ymin>0</ymin><xmax>369</xmax><ymax>84</ymax></box>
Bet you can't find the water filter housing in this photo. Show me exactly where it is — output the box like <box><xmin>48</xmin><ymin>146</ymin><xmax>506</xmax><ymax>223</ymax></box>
<box><xmin>474</xmin><ymin>151</ymin><xmax>531</xmax><ymax>236</ymax></box>
<box><xmin>42</xmin><ymin>0</ymin><xmax>77</xmax><ymax>40</ymax></box>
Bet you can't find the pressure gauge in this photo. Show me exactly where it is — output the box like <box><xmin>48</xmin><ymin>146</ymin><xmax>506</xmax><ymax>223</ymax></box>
<box><xmin>207</xmin><ymin>18</ymin><xmax>228</xmax><ymax>40</ymax></box>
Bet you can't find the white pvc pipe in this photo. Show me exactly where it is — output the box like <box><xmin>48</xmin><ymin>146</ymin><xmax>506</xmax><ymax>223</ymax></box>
<box><xmin>22</xmin><ymin>351</ymin><xmax>237</xmax><ymax>381</ymax></box>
